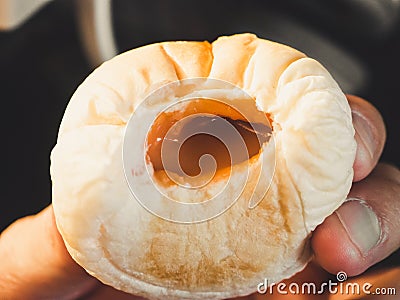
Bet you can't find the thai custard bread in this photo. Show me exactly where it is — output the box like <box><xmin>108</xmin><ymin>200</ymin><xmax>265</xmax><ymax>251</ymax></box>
<box><xmin>50</xmin><ymin>34</ymin><xmax>356</xmax><ymax>299</ymax></box>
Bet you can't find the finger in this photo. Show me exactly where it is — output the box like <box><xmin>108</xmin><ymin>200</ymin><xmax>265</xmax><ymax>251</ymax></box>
<box><xmin>347</xmin><ymin>95</ymin><xmax>386</xmax><ymax>182</ymax></box>
<box><xmin>311</xmin><ymin>163</ymin><xmax>400</xmax><ymax>276</ymax></box>
<box><xmin>0</xmin><ymin>205</ymin><xmax>99</xmax><ymax>299</ymax></box>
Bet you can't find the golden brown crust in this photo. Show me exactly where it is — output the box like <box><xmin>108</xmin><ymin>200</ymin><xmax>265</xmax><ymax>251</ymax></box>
<box><xmin>161</xmin><ymin>41</ymin><xmax>213</xmax><ymax>79</ymax></box>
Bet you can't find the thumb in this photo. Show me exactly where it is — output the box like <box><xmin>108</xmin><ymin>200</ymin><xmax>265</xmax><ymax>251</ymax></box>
<box><xmin>312</xmin><ymin>163</ymin><xmax>400</xmax><ymax>276</ymax></box>
<box><xmin>0</xmin><ymin>205</ymin><xmax>98</xmax><ymax>300</ymax></box>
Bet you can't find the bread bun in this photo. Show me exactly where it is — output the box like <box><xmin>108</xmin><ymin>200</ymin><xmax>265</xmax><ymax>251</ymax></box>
<box><xmin>50</xmin><ymin>34</ymin><xmax>356</xmax><ymax>299</ymax></box>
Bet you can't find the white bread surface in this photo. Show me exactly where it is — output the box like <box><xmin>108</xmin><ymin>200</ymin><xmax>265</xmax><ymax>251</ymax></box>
<box><xmin>51</xmin><ymin>34</ymin><xmax>356</xmax><ymax>299</ymax></box>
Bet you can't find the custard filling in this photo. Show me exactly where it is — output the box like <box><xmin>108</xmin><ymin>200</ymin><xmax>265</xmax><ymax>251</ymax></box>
<box><xmin>146</xmin><ymin>99</ymin><xmax>271</xmax><ymax>184</ymax></box>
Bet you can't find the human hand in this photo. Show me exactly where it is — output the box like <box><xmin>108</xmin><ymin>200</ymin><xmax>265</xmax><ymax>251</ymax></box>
<box><xmin>253</xmin><ymin>95</ymin><xmax>400</xmax><ymax>299</ymax></box>
<box><xmin>0</xmin><ymin>206</ymin><xmax>140</xmax><ymax>299</ymax></box>
<box><xmin>0</xmin><ymin>95</ymin><xmax>398</xmax><ymax>299</ymax></box>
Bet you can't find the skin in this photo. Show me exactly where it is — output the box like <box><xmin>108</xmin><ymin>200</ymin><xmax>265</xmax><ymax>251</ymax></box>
<box><xmin>0</xmin><ymin>95</ymin><xmax>398</xmax><ymax>300</ymax></box>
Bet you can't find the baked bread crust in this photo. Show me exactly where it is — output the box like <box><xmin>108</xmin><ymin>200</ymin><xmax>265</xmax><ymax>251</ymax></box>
<box><xmin>51</xmin><ymin>34</ymin><xmax>356</xmax><ymax>299</ymax></box>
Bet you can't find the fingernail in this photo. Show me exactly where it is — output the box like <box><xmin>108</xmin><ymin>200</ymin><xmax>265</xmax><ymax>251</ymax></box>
<box><xmin>352</xmin><ymin>112</ymin><xmax>376</xmax><ymax>160</ymax></box>
<box><xmin>335</xmin><ymin>199</ymin><xmax>381</xmax><ymax>255</ymax></box>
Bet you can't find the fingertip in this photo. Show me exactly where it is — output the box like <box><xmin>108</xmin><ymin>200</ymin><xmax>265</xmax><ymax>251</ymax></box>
<box><xmin>36</xmin><ymin>205</ymin><xmax>65</xmax><ymax>255</ymax></box>
<box><xmin>34</xmin><ymin>205</ymin><xmax>100</xmax><ymax>293</ymax></box>
<box><xmin>346</xmin><ymin>95</ymin><xmax>386</xmax><ymax>182</ymax></box>
<box><xmin>36</xmin><ymin>205</ymin><xmax>76</xmax><ymax>266</ymax></box>
<box><xmin>312</xmin><ymin>212</ymin><xmax>367</xmax><ymax>277</ymax></box>
<box><xmin>0</xmin><ymin>205</ymin><xmax>99</xmax><ymax>299</ymax></box>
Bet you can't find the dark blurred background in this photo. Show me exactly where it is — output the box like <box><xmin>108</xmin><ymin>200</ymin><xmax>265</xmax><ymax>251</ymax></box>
<box><xmin>1</xmin><ymin>0</ymin><xmax>399</xmax><ymax>231</ymax></box>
